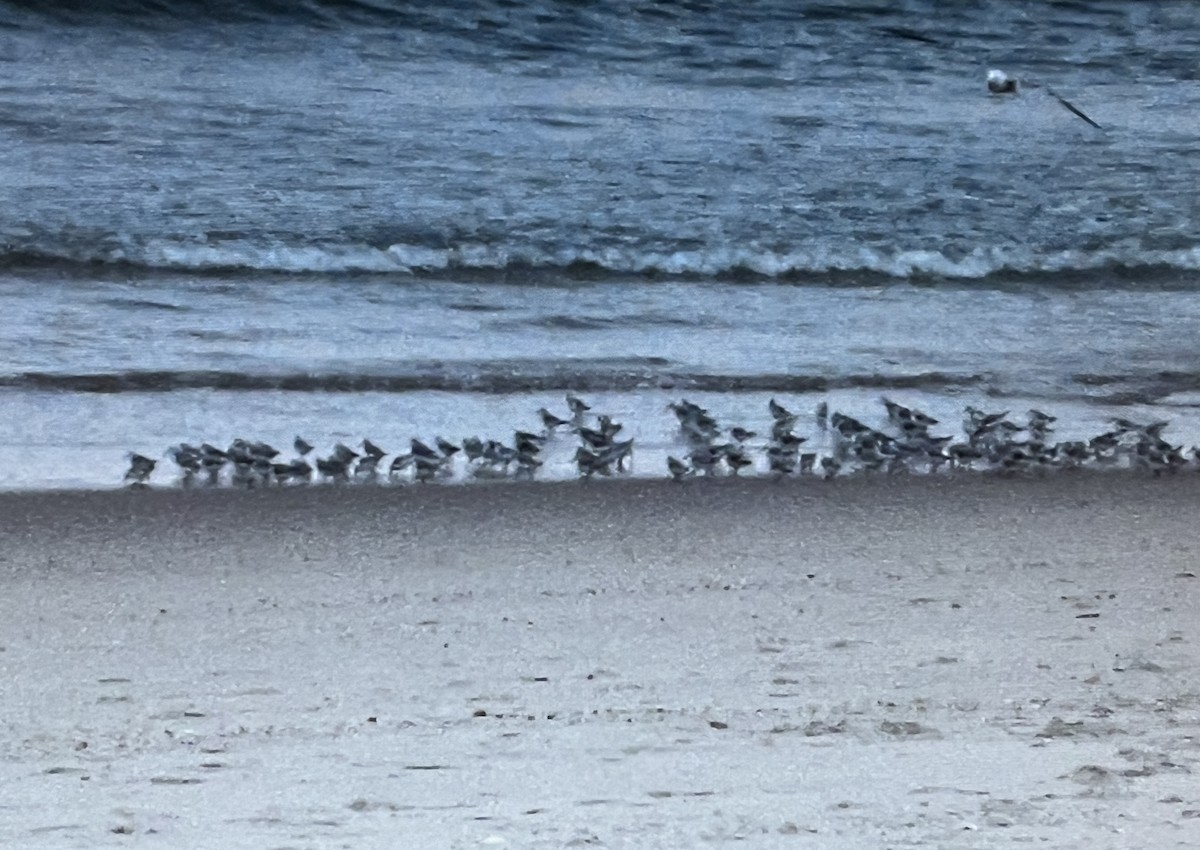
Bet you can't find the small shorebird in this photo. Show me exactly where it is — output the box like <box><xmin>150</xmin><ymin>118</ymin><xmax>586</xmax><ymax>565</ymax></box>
<box><xmin>361</xmin><ymin>439</ymin><xmax>387</xmax><ymax>459</ymax></box>
<box><xmin>331</xmin><ymin>443</ymin><xmax>360</xmax><ymax>465</ymax></box>
<box><xmin>998</xmin><ymin>445</ymin><xmax>1034</xmax><ymax>474</ymax></box>
<box><xmin>578</xmin><ymin>426</ymin><xmax>611</xmax><ymax>450</ymax></box>
<box><xmin>768</xmin><ymin>398</ymin><xmax>794</xmax><ymax>422</ymax></box>
<box><xmin>1143</xmin><ymin>421</ymin><xmax>1171</xmax><ymax>439</ymax></box>
<box><xmin>597</xmin><ymin>438</ymin><xmax>634</xmax><ymax>473</ymax></box>
<box><xmin>461</xmin><ymin>436</ymin><xmax>485</xmax><ymax>462</ymax></box>
<box><xmin>226</xmin><ymin>439</ymin><xmax>255</xmax><ymax>466</ymax></box>
<box><xmin>771</xmin><ymin>416</ymin><xmax>799</xmax><ymax>443</ymax></box>
<box><xmin>483</xmin><ymin>440</ymin><xmax>518</xmax><ymax>468</ymax></box>
<box><xmin>723</xmin><ymin>444</ymin><xmax>753</xmax><ymax>475</ymax></box>
<box><xmin>244</xmin><ymin>440</ymin><xmax>280</xmax><ymax>460</ymax></box>
<box><xmin>830</xmin><ymin>412</ymin><xmax>871</xmax><ymax>439</ymax></box>
<box><xmin>354</xmin><ymin>454</ymin><xmax>381</xmax><ymax>482</ymax></box>
<box><xmin>514</xmin><ymin>429</ymin><xmax>545</xmax><ymax>445</ymax></box>
<box><xmin>1111</xmin><ymin>417</ymin><xmax>1145</xmax><ymax>434</ymax></box>
<box><xmin>775</xmin><ymin>433</ymin><xmax>808</xmax><ymax>449</ymax></box>
<box><xmin>574</xmin><ymin>447</ymin><xmax>608</xmax><ymax>478</ymax></box>
<box><xmin>670</xmin><ymin>400</ymin><xmax>718</xmax><ymax>431</ymax></box>
<box><xmin>766</xmin><ymin>444</ymin><xmax>797</xmax><ymax>476</ymax></box>
<box><xmin>124</xmin><ymin>453</ymin><xmax>156</xmax><ymax>486</ymax></box>
<box><xmin>729</xmin><ymin>427</ymin><xmax>756</xmax><ymax>443</ymax></box>
<box><xmin>275</xmin><ymin>458</ymin><xmax>312</xmax><ymax>483</ymax></box>
<box><xmin>170</xmin><ymin>444</ymin><xmax>202</xmax><ymax>476</ymax></box>
<box><xmin>882</xmin><ymin>397</ymin><xmax>938</xmax><ymax>428</ymax></box>
<box><xmin>1089</xmin><ymin>431</ymin><xmax>1122</xmax><ymax>459</ymax></box>
<box><xmin>514</xmin><ymin>450</ymin><xmax>542</xmax><ymax>479</ymax></box>
<box><xmin>388</xmin><ymin>453</ymin><xmax>414</xmax><ymax>477</ymax></box>
<box><xmin>410</xmin><ymin>438</ymin><xmax>439</xmax><ymax>460</ymax></box>
<box><xmin>596</xmin><ymin>414</ymin><xmax>623</xmax><ymax>438</ymax></box>
<box><xmin>514</xmin><ymin>433</ymin><xmax>543</xmax><ymax>457</ymax></box>
<box><xmin>666</xmin><ymin>456</ymin><xmax>692</xmax><ymax>481</ymax></box>
<box><xmin>688</xmin><ymin>444</ymin><xmax>723</xmax><ymax>476</ymax></box>
<box><xmin>673</xmin><ymin>401</ymin><xmax>720</xmax><ymax>444</ymax></box>
<box><xmin>316</xmin><ymin>456</ymin><xmax>350</xmax><ymax>482</ymax></box>
<box><xmin>413</xmin><ymin>455</ymin><xmax>443</xmax><ymax>483</ymax></box>
<box><xmin>964</xmin><ymin>406</ymin><xmax>1009</xmax><ymax>432</ymax></box>
<box><xmin>1027</xmin><ymin>410</ymin><xmax>1057</xmax><ymax>441</ymax></box>
<box><xmin>199</xmin><ymin>444</ymin><xmax>226</xmax><ymax>482</ymax></box>
<box><xmin>538</xmin><ymin>408</ymin><xmax>570</xmax><ymax>431</ymax></box>
<box><xmin>294</xmin><ymin>436</ymin><xmax>314</xmax><ymax>457</ymax></box>
<box><xmin>899</xmin><ymin>419</ymin><xmax>932</xmax><ymax>440</ymax></box>
<box><xmin>1058</xmin><ymin>441</ymin><xmax>1091</xmax><ymax>468</ymax></box>
<box><xmin>681</xmin><ymin>417</ymin><xmax>720</xmax><ymax>446</ymax></box>
<box><xmin>566</xmin><ymin>395</ymin><xmax>591</xmax><ymax>425</ymax></box>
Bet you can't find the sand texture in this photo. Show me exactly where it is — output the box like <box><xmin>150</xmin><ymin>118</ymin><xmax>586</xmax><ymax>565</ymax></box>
<box><xmin>1</xmin><ymin>475</ymin><xmax>1199</xmax><ymax>848</ymax></box>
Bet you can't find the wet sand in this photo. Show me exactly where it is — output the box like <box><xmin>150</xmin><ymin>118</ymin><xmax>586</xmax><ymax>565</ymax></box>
<box><xmin>1</xmin><ymin>475</ymin><xmax>1198</xmax><ymax>848</ymax></box>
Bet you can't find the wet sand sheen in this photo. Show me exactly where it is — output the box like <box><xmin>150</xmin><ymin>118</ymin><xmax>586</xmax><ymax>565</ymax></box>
<box><xmin>1</xmin><ymin>475</ymin><xmax>1198</xmax><ymax>847</ymax></box>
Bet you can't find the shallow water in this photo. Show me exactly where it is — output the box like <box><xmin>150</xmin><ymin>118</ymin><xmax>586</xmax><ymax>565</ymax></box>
<box><xmin>1</xmin><ymin>1</ymin><xmax>1199</xmax><ymax>488</ymax></box>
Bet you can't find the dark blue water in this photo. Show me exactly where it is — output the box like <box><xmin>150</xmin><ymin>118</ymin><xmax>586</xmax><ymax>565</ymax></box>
<box><xmin>1</xmin><ymin>0</ymin><xmax>1200</xmax><ymax>488</ymax></box>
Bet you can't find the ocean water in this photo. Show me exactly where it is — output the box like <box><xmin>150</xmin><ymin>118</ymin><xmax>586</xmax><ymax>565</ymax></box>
<box><xmin>1</xmin><ymin>0</ymin><xmax>1200</xmax><ymax>489</ymax></box>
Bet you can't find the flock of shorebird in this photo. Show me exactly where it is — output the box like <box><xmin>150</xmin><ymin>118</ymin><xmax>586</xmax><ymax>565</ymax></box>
<box><xmin>664</xmin><ymin>397</ymin><xmax>1188</xmax><ymax>480</ymax></box>
<box><xmin>122</xmin><ymin>394</ymin><xmax>632</xmax><ymax>489</ymax></box>
<box><xmin>123</xmin><ymin>395</ymin><xmax>1192</xmax><ymax>488</ymax></box>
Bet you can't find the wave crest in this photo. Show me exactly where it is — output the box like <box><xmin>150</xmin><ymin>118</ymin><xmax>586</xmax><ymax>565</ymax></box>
<box><xmin>5</xmin><ymin>237</ymin><xmax>1200</xmax><ymax>285</ymax></box>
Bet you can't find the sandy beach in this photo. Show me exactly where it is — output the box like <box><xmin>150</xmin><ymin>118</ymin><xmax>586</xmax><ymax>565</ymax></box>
<box><xmin>1</xmin><ymin>474</ymin><xmax>1198</xmax><ymax>848</ymax></box>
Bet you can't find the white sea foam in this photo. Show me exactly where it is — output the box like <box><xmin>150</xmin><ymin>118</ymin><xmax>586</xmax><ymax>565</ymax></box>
<box><xmin>83</xmin><ymin>238</ymin><xmax>1200</xmax><ymax>282</ymax></box>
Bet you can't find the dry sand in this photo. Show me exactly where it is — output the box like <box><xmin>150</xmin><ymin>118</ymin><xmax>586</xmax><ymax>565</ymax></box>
<box><xmin>1</xmin><ymin>475</ymin><xmax>1199</xmax><ymax>848</ymax></box>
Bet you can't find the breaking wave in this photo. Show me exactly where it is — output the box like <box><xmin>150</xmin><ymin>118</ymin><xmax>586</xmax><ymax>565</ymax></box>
<box><xmin>5</xmin><ymin>238</ymin><xmax>1200</xmax><ymax>285</ymax></box>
